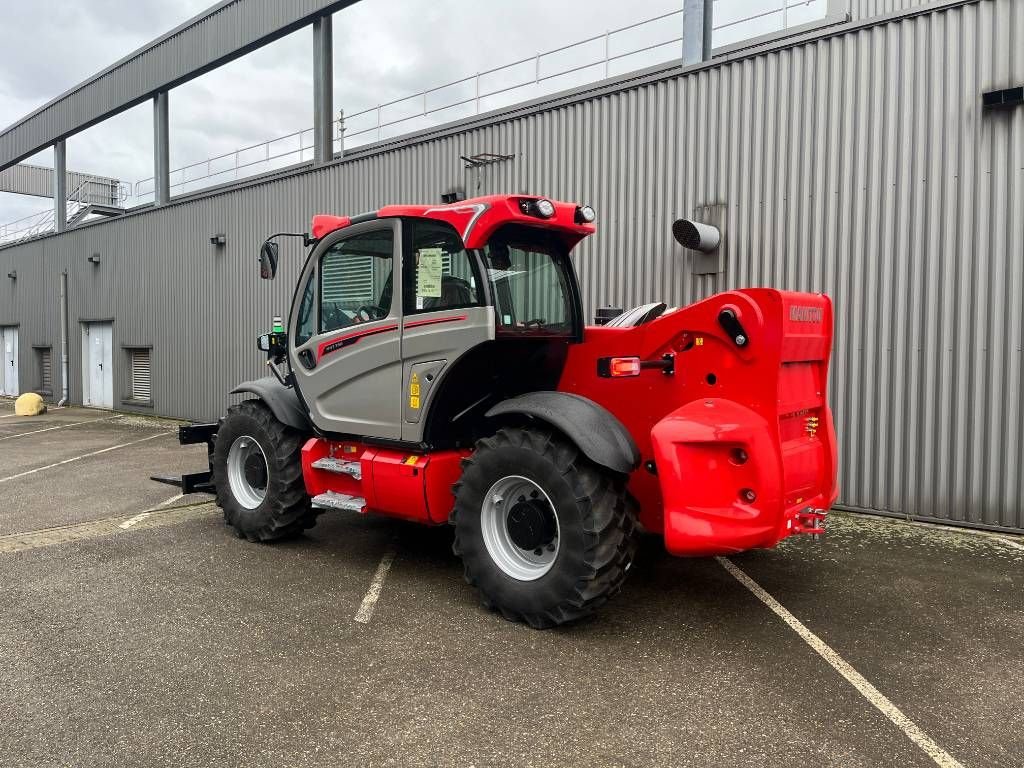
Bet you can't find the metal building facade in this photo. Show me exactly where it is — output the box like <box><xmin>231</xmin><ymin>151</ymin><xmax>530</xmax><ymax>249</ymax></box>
<box><xmin>0</xmin><ymin>0</ymin><xmax>1021</xmax><ymax>532</ymax></box>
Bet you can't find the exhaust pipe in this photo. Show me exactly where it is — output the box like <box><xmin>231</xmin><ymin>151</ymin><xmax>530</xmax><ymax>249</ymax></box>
<box><xmin>58</xmin><ymin>270</ymin><xmax>69</xmax><ymax>407</ymax></box>
<box><xmin>672</xmin><ymin>218</ymin><xmax>721</xmax><ymax>253</ymax></box>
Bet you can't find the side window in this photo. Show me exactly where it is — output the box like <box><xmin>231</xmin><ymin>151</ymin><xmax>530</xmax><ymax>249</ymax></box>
<box><xmin>294</xmin><ymin>270</ymin><xmax>316</xmax><ymax>346</ymax></box>
<box><xmin>320</xmin><ymin>229</ymin><xmax>395</xmax><ymax>333</ymax></box>
<box><xmin>404</xmin><ymin>219</ymin><xmax>483</xmax><ymax>314</ymax></box>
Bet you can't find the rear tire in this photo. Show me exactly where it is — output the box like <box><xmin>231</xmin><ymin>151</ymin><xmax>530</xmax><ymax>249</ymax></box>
<box><xmin>213</xmin><ymin>399</ymin><xmax>317</xmax><ymax>542</ymax></box>
<box><xmin>452</xmin><ymin>426</ymin><xmax>638</xmax><ymax>628</ymax></box>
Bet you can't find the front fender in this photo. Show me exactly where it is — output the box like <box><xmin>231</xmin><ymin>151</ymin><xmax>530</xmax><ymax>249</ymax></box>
<box><xmin>486</xmin><ymin>391</ymin><xmax>640</xmax><ymax>474</ymax></box>
<box><xmin>231</xmin><ymin>377</ymin><xmax>313</xmax><ymax>433</ymax></box>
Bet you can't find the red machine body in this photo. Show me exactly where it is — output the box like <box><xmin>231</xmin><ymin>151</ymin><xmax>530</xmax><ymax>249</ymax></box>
<box><xmin>558</xmin><ymin>288</ymin><xmax>838</xmax><ymax>556</ymax></box>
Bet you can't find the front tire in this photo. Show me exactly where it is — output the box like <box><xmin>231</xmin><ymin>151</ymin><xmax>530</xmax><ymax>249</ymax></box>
<box><xmin>452</xmin><ymin>426</ymin><xmax>638</xmax><ymax>628</ymax></box>
<box><xmin>213</xmin><ymin>400</ymin><xmax>317</xmax><ymax>541</ymax></box>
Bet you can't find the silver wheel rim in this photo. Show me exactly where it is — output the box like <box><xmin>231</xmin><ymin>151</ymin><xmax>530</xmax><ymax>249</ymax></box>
<box><xmin>480</xmin><ymin>475</ymin><xmax>560</xmax><ymax>581</ymax></box>
<box><xmin>226</xmin><ymin>435</ymin><xmax>269</xmax><ymax>510</ymax></box>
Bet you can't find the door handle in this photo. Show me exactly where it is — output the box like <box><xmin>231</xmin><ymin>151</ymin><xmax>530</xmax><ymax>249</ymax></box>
<box><xmin>298</xmin><ymin>349</ymin><xmax>315</xmax><ymax>370</ymax></box>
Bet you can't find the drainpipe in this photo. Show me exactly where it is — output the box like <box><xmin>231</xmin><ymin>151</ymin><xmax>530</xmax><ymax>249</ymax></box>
<box><xmin>58</xmin><ymin>270</ymin><xmax>69</xmax><ymax>406</ymax></box>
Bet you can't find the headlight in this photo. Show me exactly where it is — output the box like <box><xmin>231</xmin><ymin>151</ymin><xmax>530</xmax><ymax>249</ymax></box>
<box><xmin>534</xmin><ymin>199</ymin><xmax>556</xmax><ymax>218</ymax></box>
<box><xmin>576</xmin><ymin>205</ymin><xmax>596</xmax><ymax>224</ymax></box>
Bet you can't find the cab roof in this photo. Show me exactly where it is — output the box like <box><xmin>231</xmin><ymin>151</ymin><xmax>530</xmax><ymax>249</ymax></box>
<box><xmin>310</xmin><ymin>194</ymin><xmax>596</xmax><ymax>249</ymax></box>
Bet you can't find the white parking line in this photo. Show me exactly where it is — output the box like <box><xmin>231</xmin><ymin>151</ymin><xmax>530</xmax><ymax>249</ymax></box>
<box><xmin>0</xmin><ymin>415</ymin><xmax>122</xmax><ymax>441</ymax></box>
<box><xmin>354</xmin><ymin>549</ymin><xmax>397</xmax><ymax>624</ymax></box>
<box><xmin>119</xmin><ymin>512</ymin><xmax>153</xmax><ymax>529</ymax></box>
<box><xmin>717</xmin><ymin>557</ymin><xmax>964</xmax><ymax>768</ymax></box>
<box><xmin>0</xmin><ymin>432</ymin><xmax>166</xmax><ymax>484</ymax></box>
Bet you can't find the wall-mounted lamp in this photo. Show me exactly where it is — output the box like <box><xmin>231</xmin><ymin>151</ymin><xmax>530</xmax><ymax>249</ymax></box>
<box><xmin>6</xmin><ymin>270</ymin><xmax>15</xmax><ymax>280</ymax></box>
<box><xmin>440</xmin><ymin>187</ymin><xmax>465</xmax><ymax>204</ymax></box>
<box><xmin>210</xmin><ymin>234</ymin><xmax>227</xmax><ymax>246</ymax></box>
<box><xmin>87</xmin><ymin>254</ymin><xmax>101</xmax><ymax>265</ymax></box>
<box><xmin>983</xmin><ymin>86</ymin><xmax>1023</xmax><ymax>111</ymax></box>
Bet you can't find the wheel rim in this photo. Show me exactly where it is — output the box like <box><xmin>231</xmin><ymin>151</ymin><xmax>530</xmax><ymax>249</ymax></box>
<box><xmin>480</xmin><ymin>475</ymin><xmax>560</xmax><ymax>581</ymax></box>
<box><xmin>226</xmin><ymin>435</ymin><xmax>269</xmax><ymax>510</ymax></box>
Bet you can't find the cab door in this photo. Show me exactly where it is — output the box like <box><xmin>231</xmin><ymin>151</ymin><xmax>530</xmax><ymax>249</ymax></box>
<box><xmin>289</xmin><ymin>219</ymin><xmax>404</xmax><ymax>439</ymax></box>
<box><xmin>399</xmin><ymin>218</ymin><xmax>494</xmax><ymax>442</ymax></box>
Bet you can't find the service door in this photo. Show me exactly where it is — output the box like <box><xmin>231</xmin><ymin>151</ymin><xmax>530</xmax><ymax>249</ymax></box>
<box><xmin>82</xmin><ymin>322</ymin><xmax>113</xmax><ymax>408</ymax></box>
<box><xmin>289</xmin><ymin>220</ymin><xmax>404</xmax><ymax>439</ymax></box>
<box><xmin>1</xmin><ymin>326</ymin><xmax>18</xmax><ymax>396</ymax></box>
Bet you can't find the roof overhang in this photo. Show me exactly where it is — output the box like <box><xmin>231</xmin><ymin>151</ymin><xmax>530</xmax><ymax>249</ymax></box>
<box><xmin>0</xmin><ymin>0</ymin><xmax>360</xmax><ymax>172</ymax></box>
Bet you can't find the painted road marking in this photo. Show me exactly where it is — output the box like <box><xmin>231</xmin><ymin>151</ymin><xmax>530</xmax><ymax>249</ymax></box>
<box><xmin>0</xmin><ymin>432</ymin><xmax>166</xmax><ymax>484</ymax></box>
<box><xmin>119</xmin><ymin>512</ymin><xmax>153</xmax><ymax>529</ymax></box>
<box><xmin>0</xmin><ymin>415</ymin><xmax>122</xmax><ymax>442</ymax></box>
<box><xmin>717</xmin><ymin>557</ymin><xmax>965</xmax><ymax>768</ymax></box>
<box><xmin>998</xmin><ymin>537</ymin><xmax>1024</xmax><ymax>551</ymax></box>
<box><xmin>0</xmin><ymin>503</ymin><xmax>218</xmax><ymax>554</ymax></box>
<box><xmin>0</xmin><ymin>406</ymin><xmax>67</xmax><ymax>418</ymax></box>
<box><xmin>354</xmin><ymin>548</ymin><xmax>397</xmax><ymax>624</ymax></box>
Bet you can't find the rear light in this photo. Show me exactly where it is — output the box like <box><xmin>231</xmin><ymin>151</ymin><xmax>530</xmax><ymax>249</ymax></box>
<box><xmin>597</xmin><ymin>356</ymin><xmax>641</xmax><ymax>378</ymax></box>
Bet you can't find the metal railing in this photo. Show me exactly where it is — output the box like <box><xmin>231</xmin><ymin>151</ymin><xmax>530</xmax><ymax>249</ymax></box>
<box><xmin>69</xmin><ymin>2</ymin><xmax>821</xmax><ymax>208</ymax></box>
<box><xmin>0</xmin><ymin>180</ymin><xmax>129</xmax><ymax>245</ymax></box>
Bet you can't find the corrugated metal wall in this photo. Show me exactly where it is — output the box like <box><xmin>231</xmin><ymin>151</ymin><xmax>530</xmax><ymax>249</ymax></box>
<box><xmin>1</xmin><ymin>0</ymin><xmax>1021</xmax><ymax>532</ymax></box>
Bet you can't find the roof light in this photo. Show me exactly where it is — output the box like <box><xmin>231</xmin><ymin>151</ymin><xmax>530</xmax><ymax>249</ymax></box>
<box><xmin>534</xmin><ymin>199</ymin><xmax>556</xmax><ymax>218</ymax></box>
<box><xmin>576</xmin><ymin>205</ymin><xmax>596</xmax><ymax>224</ymax></box>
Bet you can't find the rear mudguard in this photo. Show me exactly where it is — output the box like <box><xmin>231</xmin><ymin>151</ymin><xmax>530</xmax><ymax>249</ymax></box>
<box><xmin>651</xmin><ymin>398</ymin><xmax>837</xmax><ymax>557</ymax></box>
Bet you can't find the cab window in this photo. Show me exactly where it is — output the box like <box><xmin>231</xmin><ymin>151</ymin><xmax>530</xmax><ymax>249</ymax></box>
<box><xmin>294</xmin><ymin>269</ymin><xmax>316</xmax><ymax>346</ymax></box>
<box><xmin>480</xmin><ymin>225</ymin><xmax>575</xmax><ymax>335</ymax></box>
<box><xmin>404</xmin><ymin>219</ymin><xmax>483</xmax><ymax>314</ymax></box>
<box><xmin>320</xmin><ymin>229</ymin><xmax>394</xmax><ymax>333</ymax></box>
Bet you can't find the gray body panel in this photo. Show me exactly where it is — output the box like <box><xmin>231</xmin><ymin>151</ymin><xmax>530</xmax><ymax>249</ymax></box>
<box><xmin>486</xmin><ymin>392</ymin><xmax>640</xmax><ymax>475</ymax></box>
<box><xmin>231</xmin><ymin>377</ymin><xmax>312</xmax><ymax>432</ymax></box>
<box><xmin>400</xmin><ymin>306</ymin><xmax>494</xmax><ymax>441</ymax></box>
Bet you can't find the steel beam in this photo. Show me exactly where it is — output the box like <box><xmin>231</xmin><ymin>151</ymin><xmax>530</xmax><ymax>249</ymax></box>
<box><xmin>313</xmin><ymin>15</ymin><xmax>334</xmax><ymax>166</ymax></box>
<box><xmin>153</xmin><ymin>92</ymin><xmax>170</xmax><ymax>206</ymax></box>
<box><xmin>53</xmin><ymin>140</ymin><xmax>67</xmax><ymax>233</ymax></box>
<box><xmin>682</xmin><ymin>0</ymin><xmax>714</xmax><ymax>64</ymax></box>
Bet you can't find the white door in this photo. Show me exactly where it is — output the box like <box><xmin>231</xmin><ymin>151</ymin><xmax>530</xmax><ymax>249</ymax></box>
<box><xmin>81</xmin><ymin>322</ymin><xmax>113</xmax><ymax>408</ymax></box>
<box><xmin>1</xmin><ymin>327</ymin><xmax>17</xmax><ymax>396</ymax></box>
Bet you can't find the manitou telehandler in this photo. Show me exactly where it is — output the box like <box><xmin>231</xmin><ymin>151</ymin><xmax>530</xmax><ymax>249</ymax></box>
<box><xmin>170</xmin><ymin>194</ymin><xmax>837</xmax><ymax>628</ymax></box>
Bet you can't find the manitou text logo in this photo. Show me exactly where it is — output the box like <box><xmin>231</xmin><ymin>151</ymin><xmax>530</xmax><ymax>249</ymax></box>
<box><xmin>789</xmin><ymin>305</ymin><xmax>823</xmax><ymax>323</ymax></box>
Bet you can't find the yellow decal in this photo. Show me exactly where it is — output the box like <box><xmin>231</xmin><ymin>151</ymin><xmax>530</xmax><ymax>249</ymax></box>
<box><xmin>695</xmin><ymin>336</ymin><xmax>704</xmax><ymax>346</ymax></box>
<box><xmin>404</xmin><ymin>455</ymin><xmax>419</xmax><ymax>466</ymax></box>
<box><xmin>410</xmin><ymin>373</ymin><xmax>421</xmax><ymax>397</ymax></box>
<box><xmin>409</xmin><ymin>395</ymin><xmax>420</xmax><ymax>409</ymax></box>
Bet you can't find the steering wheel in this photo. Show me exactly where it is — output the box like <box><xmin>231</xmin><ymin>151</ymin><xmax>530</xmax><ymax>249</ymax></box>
<box><xmin>356</xmin><ymin>305</ymin><xmax>387</xmax><ymax>322</ymax></box>
<box><xmin>524</xmin><ymin>318</ymin><xmax>547</xmax><ymax>329</ymax></box>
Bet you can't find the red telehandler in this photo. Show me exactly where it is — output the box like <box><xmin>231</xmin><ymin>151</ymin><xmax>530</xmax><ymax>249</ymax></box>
<box><xmin>168</xmin><ymin>194</ymin><xmax>838</xmax><ymax>628</ymax></box>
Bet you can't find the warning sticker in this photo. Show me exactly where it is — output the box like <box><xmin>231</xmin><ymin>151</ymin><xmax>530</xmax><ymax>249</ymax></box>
<box><xmin>417</xmin><ymin>248</ymin><xmax>444</xmax><ymax>298</ymax></box>
<box><xmin>409</xmin><ymin>373</ymin><xmax>421</xmax><ymax>409</ymax></box>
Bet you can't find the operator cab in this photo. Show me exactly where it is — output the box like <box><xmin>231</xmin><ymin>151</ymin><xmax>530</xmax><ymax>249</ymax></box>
<box><xmin>259</xmin><ymin>197</ymin><xmax>590</xmax><ymax>447</ymax></box>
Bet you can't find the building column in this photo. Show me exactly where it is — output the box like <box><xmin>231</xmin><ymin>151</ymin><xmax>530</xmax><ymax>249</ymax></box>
<box><xmin>53</xmin><ymin>139</ymin><xmax>67</xmax><ymax>232</ymax></box>
<box><xmin>312</xmin><ymin>14</ymin><xmax>334</xmax><ymax>166</ymax></box>
<box><xmin>153</xmin><ymin>91</ymin><xmax>170</xmax><ymax>206</ymax></box>
<box><xmin>682</xmin><ymin>0</ymin><xmax>714</xmax><ymax>65</ymax></box>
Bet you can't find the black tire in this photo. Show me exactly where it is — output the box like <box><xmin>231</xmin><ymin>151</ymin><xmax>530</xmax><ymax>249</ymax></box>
<box><xmin>451</xmin><ymin>426</ymin><xmax>639</xmax><ymax>628</ymax></box>
<box><xmin>212</xmin><ymin>399</ymin><xmax>317</xmax><ymax>542</ymax></box>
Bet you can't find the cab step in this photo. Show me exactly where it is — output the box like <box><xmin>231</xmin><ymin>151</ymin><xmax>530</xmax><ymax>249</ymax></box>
<box><xmin>311</xmin><ymin>491</ymin><xmax>366</xmax><ymax>513</ymax></box>
<box><xmin>311</xmin><ymin>456</ymin><xmax>362</xmax><ymax>480</ymax></box>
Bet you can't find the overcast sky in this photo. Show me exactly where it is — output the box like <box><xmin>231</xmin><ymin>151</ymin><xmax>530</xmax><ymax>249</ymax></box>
<box><xmin>0</xmin><ymin>0</ymin><xmax>820</xmax><ymax>225</ymax></box>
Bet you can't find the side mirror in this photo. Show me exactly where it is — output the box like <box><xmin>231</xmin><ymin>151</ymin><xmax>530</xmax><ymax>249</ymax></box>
<box><xmin>256</xmin><ymin>334</ymin><xmax>271</xmax><ymax>352</ymax></box>
<box><xmin>259</xmin><ymin>241</ymin><xmax>280</xmax><ymax>280</ymax></box>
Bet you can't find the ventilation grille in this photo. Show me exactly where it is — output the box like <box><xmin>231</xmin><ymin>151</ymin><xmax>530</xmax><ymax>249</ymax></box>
<box><xmin>129</xmin><ymin>348</ymin><xmax>151</xmax><ymax>401</ymax></box>
<box><xmin>37</xmin><ymin>347</ymin><xmax>52</xmax><ymax>393</ymax></box>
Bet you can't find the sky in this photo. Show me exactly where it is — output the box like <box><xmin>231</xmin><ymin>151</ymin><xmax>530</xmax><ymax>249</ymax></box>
<box><xmin>0</xmin><ymin>0</ymin><xmax>824</xmax><ymax>226</ymax></box>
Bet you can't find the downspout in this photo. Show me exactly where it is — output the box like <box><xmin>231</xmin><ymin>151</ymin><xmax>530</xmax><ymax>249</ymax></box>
<box><xmin>58</xmin><ymin>270</ymin><xmax>69</xmax><ymax>406</ymax></box>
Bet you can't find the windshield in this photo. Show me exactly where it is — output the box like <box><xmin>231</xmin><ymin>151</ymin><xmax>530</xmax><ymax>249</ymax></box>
<box><xmin>479</xmin><ymin>226</ymin><xmax>576</xmax><ymax>335</ymax></box>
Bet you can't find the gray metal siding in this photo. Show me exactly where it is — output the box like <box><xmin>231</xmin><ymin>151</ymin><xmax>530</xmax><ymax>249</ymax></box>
<box><xmin>0</xmin><ymin>0</ymin><xmax>360</xmax><ymax>170</ymax></box>
<box><xmin>0</xmin><ymin>0</ymin><xmax>1020</xmax><ymax>532</ymax></box>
